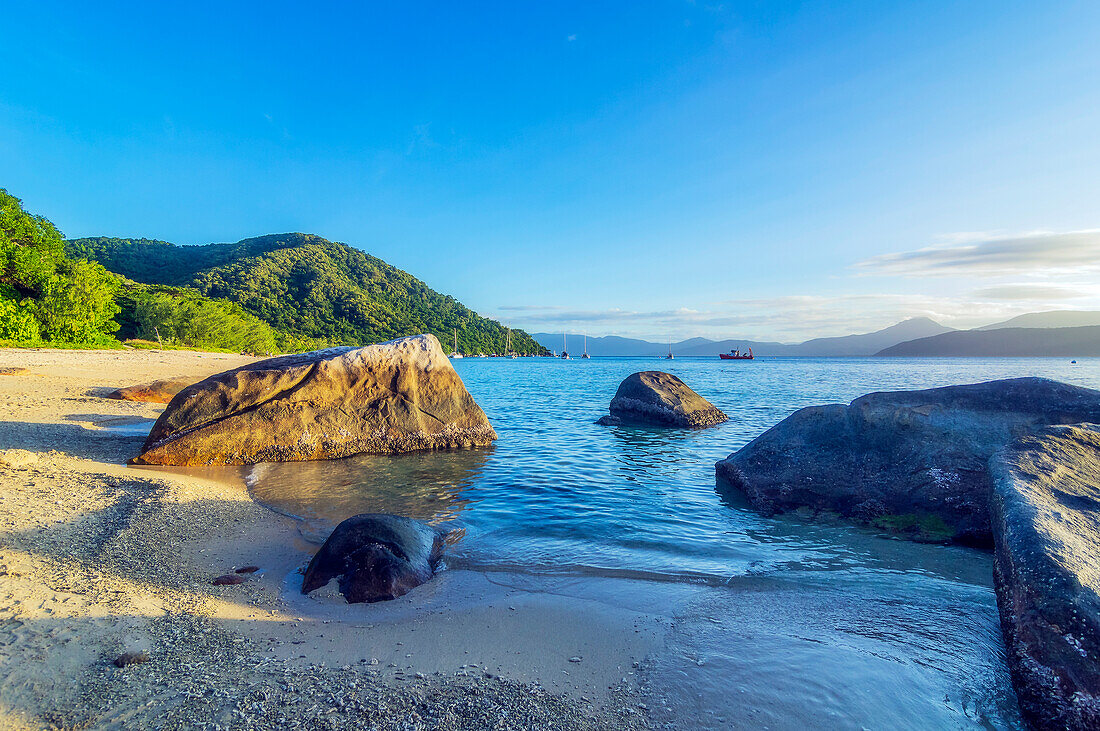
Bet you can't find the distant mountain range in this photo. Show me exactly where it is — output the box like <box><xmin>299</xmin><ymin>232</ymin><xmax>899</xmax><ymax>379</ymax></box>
<box><xmin>975</xmin><ymin>311</ymin><xmax>1100</xmax><ymax>330</ymax></box>
<box><xmin>535</xmin><ymin>317</ymin><xmax>952</xmax><ymax>357</ymax></box>
<box><xmin>877</xmin><ymin>325</ymin><xmax>1100</xmax><ymax>357</ymax></box>
<box><xmin>535</xmin><ymin>311</ymin><xmax>1100</xmax><ymax>357</ymax></box>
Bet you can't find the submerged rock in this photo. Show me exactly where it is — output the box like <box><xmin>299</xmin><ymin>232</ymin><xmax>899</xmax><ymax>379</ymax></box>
<box><xmin>106</xmin><ymin>377</ymin><xmax>194</xmax><ymax>403</ymax></box>
<box><xmin>604</xmin><ymin>371</ymin><xmax>727</xmax><ymax>428</ymax></box>
<box><xmin>132</xmin><ymin>334</ymin><xmax>496</xmax><ymax>466</ymax></box>
<box><xmin>716</xmin><ymin>377</ymin><xmax>1100</xmax><ymax>546</ymax></box>
<box><xmin>990</xmin><ymin>424</ymin><xmax>1100</xmax><ymax>730</ymax></box>
<box><xmin>301</xmin><ymin>514</ymin><xmax>445</xmax><ymax>603</ymax></box>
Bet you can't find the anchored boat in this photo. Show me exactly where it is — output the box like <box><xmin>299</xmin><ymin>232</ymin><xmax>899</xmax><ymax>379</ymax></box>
<box><xmin>719</xmin><ymin>347</ymin><xmax>753</xmax><ymax>360</ymax></box>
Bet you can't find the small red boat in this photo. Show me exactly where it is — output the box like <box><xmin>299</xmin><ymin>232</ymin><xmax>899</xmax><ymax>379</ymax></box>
<box><xmin>719</xmin><ymin>347</ymin><xmax>753</xmax><ymax>360</ymax></box>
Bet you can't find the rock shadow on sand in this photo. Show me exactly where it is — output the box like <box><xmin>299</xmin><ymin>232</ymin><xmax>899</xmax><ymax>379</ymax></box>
<box><xmin>0</xmin><ymin>421</ymin><xmax>148</xmax><ymax>464</ymax></box>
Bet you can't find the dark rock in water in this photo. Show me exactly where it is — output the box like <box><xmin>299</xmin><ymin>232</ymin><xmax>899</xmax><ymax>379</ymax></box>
<box><xmin>716</xmin><ymin>378</ymin><xmax>1100</xmax><ymax>546</ymax></box>
<box><xmin>235</xmin><ymin>565</ymin><xmax>260</xmax><ymax>574</ymax></box>
<box><xmin>132</xmin><ymin>334</ymin><xmax>496</xmax><ymax>466</ymax></box>
<box><xmin>595</xmin><ymin>415</ymin><xmax>622</xmax><ymax>426</ymax></box>
<box><xmin>106</xmin><ymin>377</ymin><xmax>193</xmax><ymax>403</ymax></box>
<box><xmin>605</xmin><ymin>371</ymin><xmax>727</xmax><ymax>428</ymax></box>
<box><xmin>113</xmin><ymin>651</ymin><xmax>149</xmax><ymax>668</ymax></box>
<box><xmin>212</xmin><ymin>574</ymin><xmax>247</xmax><ymax>586</ymax></box>
<box><xmin>301</xmin><ymin>513</ymin><xmax>445</xmax><ymax>603</ymax></box>
<box><xmin>990</xmin><ymin>424</ymin><xmax>1100</xmax><ymax>730</ymax></box>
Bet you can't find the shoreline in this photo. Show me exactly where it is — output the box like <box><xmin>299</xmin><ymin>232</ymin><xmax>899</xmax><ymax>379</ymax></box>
<box><xmin>0</xmin><ymin>349</ymin><xmax>654</xmax><ymax>729</ymax></box>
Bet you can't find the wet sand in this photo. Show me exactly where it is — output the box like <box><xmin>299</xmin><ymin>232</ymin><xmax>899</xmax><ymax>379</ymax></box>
<box><xmin>0</xmin><ymin>348</ymin><xmax>654</xmax><ymax>730</ymax></box>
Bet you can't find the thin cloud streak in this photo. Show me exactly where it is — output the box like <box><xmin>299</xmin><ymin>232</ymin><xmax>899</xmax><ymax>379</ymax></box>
<box><xmin>972</xmin><ymin>283</ymin><xmax>1095</xmax><ymax>301</ymax></box>
<box><xmin>854</xmin><ymin>230</ymin><xmax>1100</xmax><ymax>277</ymax></box>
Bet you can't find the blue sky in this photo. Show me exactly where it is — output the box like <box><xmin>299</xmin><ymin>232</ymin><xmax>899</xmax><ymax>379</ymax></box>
<box><xmin>3</xmin><ymin>1</ymin><xmax>1099</xmax><ymax>341</ymax></box>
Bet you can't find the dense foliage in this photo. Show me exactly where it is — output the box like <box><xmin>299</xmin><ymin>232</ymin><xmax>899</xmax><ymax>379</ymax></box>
<box><xmin>115</xmin><ymin>283</ymin><xmax>289</xmax><ymax>354</ymax></box>
<box><xmin>68</xmin><ymin>234</ymin><xmax>547</xmax><ymax>354</ymax></box>
<box><xmin>0</xmin><ymin>189</ymin><xmax>120</xmax><ymax>345</ymax></box>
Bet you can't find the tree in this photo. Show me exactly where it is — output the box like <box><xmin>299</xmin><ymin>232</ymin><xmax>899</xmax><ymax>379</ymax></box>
<box><xmin>0</xmin><ymin>188</ymin><xmax>122</xmax><ymax>345</ymax></box>
<box><xmin>38</xmin><ymin>259</ymin><xmax>121</xmax><ymax>343</ymax></box>
<box><xmin>0</xmin><ymin>285</ymin><xmax>40</xmax><ymax>342</ymax></box>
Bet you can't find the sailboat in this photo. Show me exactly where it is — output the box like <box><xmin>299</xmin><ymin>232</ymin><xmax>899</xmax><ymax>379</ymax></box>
<box><xmin>506</xmin><ymin>328</ymin><xmax>517</xmax><ymax>358</ymax></box>
<box><xmin>664</xmin><ymin>338</ymin><xmax>674</xmax><ymax>360</ymax></box>
<box><xmin>449</xmin><ymin>329</ymin><xmax>463</xmax><ymax>359</ymax></box>
<box><xmin>581</xmin><ymin>331</ymin><xmax>591</xmax><ymax>359</ymax></box>
<box><xmin>560</xmin><ymin>332</ymin><xmax>570</xmax><ymax>359</ymax></box>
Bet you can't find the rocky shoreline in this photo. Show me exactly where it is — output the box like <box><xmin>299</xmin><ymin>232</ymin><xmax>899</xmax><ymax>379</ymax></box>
<box><xmin>0</xmin><ymin>349</ymin><xmax>650</xmax><ymax>730</ymax></box>
<box><xmin>717</xmin><ymin>377</ymin><xmax>1100</xmax><ymax>729</ymax></box>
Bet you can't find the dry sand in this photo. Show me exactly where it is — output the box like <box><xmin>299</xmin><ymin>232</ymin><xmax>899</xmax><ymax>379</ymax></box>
<box><xmin>0</xmin><ymin>348</ymin><xmax>658</xmax><ymax>730</ymax></box>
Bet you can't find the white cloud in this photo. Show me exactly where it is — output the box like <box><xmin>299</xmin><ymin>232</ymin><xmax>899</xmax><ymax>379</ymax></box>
<box><xmin>972</xmin><ymin>283</ymin><xmax>1095</xmax><ymax>301</ymax></box>
<box><xmin>854</xmin><ymin>229</ymin><xmax>1100</xmax><ymax>277</ymax></box>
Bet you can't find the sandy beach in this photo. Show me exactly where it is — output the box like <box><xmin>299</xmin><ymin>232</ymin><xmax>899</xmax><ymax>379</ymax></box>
<box><xmin>0</xmin><ymin>349</ymin><xmax>655</xmax><ymax>730</ymax></box>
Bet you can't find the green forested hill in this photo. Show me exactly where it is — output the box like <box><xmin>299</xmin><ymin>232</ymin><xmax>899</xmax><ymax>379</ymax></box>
<box><xmin>67</xmin><ymin>233</ymin><xmax>546</xmax><ymax>354</ymax></box>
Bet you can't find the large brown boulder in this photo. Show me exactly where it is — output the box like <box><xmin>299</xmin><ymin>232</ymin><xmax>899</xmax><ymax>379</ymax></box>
<box><xmin>716</xmin><ymin>378</ymin><xmax>1100</xmax><ymax>546</ymax></box>
<box><xmin>301</xmin><ymin>513</ymin><xmax>445</xmax><ymax>603</ymax></box>
<box><xmin>132</xmin><ymin>334</ymin><xmax>495</xmax><ymax>466</ymax></box>
<box><xmin>602</xmin><ymin>371</ymin><xmax>727</xmax><ymax>428</ymax></box>
<box><xmin>990</xmin><ymin>424</ymin><xmax>1100</xmax><ymax>730</ymax></box>
<box><xmin>107</xmin><ymin>377</ymin><xmax>194</xmax><ymax>403</ymax></box>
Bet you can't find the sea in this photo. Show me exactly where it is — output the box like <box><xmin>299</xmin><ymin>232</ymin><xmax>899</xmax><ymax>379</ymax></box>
<box><xmin>246</xmin><ymin>356</ymin><xmax>1100</xmax><ymax>729</ymax></box>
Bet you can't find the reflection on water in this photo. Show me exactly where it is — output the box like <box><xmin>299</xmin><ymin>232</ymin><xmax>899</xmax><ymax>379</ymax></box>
<box><xmin>243</xmin><ymin>357</ymin><xmax>1100</xmax><ymax>729</ymax></box>
<box><xmin>247</xmin><ymin>447</ymin><xmax>492</xmax><ymax>541</ymax></box>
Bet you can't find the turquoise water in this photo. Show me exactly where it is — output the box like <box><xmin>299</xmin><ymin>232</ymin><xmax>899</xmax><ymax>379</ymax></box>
<box><xmin>249</xmin><ymin>356</ymin><xmax>1100</xmax><ymax>729</ymax></box>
